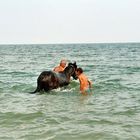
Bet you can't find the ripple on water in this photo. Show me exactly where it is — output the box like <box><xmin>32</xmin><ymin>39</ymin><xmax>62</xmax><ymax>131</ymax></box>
<box><xmin>0</xmin><ymin>44</ymin><xmax>140</xmax><ymax>140</ymax></box>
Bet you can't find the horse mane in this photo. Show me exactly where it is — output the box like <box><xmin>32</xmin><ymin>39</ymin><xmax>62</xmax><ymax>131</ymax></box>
<box><xmin>64</xmin><ymin>62</ymin><xmax>76</xmax><ymax>72</ymax></box>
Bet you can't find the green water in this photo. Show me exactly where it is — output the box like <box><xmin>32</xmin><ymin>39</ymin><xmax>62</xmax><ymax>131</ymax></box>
<box><xmin>0</xmin><ymin>43</ymin><xmax>140</xmax><ymax>140</ymax></box>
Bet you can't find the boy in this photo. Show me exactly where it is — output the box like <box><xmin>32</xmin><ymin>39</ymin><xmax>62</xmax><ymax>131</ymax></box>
<box><xmin>76</xmin><ymin>68</ymin><xmax>92</xmax><ymax>95</ymax></box>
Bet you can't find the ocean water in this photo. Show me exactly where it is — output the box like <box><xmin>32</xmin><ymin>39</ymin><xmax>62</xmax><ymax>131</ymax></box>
<box><xmin>0</xmin><ymin>43</ymin><xmax>140</xmax><ymax>140</ymax></box>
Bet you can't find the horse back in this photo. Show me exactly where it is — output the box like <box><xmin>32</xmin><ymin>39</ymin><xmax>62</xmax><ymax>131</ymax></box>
<box><xmin>56</xmin><ymin>72</ymin><xmax>70</xmax><ymax>86</ymax></box>
<box><xmin>37</xmin><ymin>71</ymin><xmax>59</xmax><ymax>90</ymax></box>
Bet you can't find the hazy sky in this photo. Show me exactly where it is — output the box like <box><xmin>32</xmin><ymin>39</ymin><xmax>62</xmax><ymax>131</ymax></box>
<box><xmin>0</xmin><ymin>0</ymin><xmax>140</xmax><ymax>44</ymax></box>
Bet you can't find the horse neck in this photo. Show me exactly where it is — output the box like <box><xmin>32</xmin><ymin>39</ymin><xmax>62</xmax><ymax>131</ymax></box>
<box><xmin>63</xmin><ymin>70</ymin><xmax>71</xmax><ymax>79</ymax></box>
<box><xmin>63</xmin><ymin>67</ymin><xmax>73</xmax><ymax>79</ymax></box>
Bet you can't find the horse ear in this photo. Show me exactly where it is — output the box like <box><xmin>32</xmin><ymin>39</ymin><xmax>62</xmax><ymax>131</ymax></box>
<box><xmin>73</xmin><ymin>61</ymin><xmax>77</xmax><ymax>69</ymax></box>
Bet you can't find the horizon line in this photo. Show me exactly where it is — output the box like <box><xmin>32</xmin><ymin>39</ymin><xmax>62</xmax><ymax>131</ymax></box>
<box><xmin>0</xmin><ymin>41</ymin><xmax>140</xmax><ymax>46</ymax></box>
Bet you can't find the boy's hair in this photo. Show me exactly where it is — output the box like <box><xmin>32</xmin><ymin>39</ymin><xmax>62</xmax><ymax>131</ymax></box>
<box><xmin>77</xmin><ymin>67</ymin><xmax>83</xmax><ymax>73</ymax></box>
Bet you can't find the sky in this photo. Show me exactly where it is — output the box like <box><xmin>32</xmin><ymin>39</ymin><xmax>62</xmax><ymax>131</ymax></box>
<box><xmin>0</xmin><ymin>0</ymin><xmax>140</xmax><ymax>44</ymax></box>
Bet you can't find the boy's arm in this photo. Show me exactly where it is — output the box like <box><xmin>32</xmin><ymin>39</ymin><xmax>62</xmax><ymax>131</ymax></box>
<box><xmin>88</xmin><ymin>80</ymin><xmax>92</xmax><ymax>88</ymax></box>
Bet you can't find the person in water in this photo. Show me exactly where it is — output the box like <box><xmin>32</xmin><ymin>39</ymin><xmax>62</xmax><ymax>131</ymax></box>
<box><xmin>53</xmin><ymin>59</ymin><xmax>67</xmax><ymax>72</ymax></box>
<box><xmin>76</xmin><ymin>67</ymin><xmax>92</xmax><ymax>95</ymax></box>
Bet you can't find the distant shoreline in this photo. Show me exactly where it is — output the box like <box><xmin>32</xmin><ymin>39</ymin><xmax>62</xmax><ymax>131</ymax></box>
<box><xmin>0</xmin><ymin>42</ymin><xmax>140</xmax><ymax>46</ymax></box>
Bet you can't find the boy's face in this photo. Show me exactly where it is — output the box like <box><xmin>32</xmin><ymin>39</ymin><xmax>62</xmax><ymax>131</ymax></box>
<box><xmin>76</xmin><ymin>70</ymin><xmax>80</xmax><ymax>76</ymax></box>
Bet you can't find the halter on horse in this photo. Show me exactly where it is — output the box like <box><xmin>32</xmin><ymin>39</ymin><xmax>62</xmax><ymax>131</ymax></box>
<box><xmin>30</xmin><ymin>62</ymin><xmax>77</xmax><ymax>93</ymax></box>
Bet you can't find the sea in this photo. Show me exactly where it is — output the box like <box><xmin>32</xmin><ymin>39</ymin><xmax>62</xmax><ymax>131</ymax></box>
<box><xmin>0</xmin><ymin>43</ymin><xmax>140</xmax><ymax>140</ymax></box>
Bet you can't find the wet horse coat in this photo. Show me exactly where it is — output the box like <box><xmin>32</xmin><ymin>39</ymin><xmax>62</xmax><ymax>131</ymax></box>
<box><xmin>31</xmin><ymin>62</ymin><xmax>77</xmax><ymax>93</ymax></box>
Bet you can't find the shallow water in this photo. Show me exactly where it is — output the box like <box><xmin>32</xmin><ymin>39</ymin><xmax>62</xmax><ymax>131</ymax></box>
<box><xmin>0</xmin><ymin>43</ymin><xmax>140</xmax><ymax>140</ymax></box>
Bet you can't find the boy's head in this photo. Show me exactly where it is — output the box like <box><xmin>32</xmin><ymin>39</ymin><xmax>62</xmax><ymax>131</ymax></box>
<box><xmin>76</xmin><ymin>67</ymin><xmax>83</xmax><ymax>76</ymax></box>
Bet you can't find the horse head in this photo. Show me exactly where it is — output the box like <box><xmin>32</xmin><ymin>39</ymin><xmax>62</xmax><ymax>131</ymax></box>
<box><xmin>64</xmin><ymin>62</ymin><xmax>78</xmax><ymax>80</ymax></box>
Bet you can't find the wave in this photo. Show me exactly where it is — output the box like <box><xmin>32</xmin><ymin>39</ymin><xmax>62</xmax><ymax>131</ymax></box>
<box><xmin>0</xmin><ymin>80</ymin><xmax>79</xmax><ymax>94</ymax></box>
<box><xmin>0</xmin><ymin>77</ymin><xmax>139</xmax><ymax>95</ymax></box>
<box><xmin>0</xmin><ymin>67</ymin><xmax>139</xmax><ymax>95</ymax></box>
<box><xmin>94</xmin><ymin>78</ymin><xmax>140</xmax><ymax>93</ymax></box>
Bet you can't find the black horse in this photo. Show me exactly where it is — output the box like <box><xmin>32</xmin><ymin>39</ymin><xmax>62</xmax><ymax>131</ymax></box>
<box><xmin>30</xmin><ymin>62</ymin><xmax>77</xmax><ymax>93</ymax></box>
